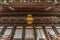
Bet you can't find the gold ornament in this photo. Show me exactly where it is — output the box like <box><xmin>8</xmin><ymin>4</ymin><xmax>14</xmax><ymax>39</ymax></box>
<box><xmin>26</xmin><ymin>14</ymin><xmax>33</xmax><ymax>24</ymax></box>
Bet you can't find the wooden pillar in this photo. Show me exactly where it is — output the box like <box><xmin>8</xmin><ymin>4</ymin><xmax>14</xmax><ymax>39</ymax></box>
<box><xmin>22</xmin><ymin>24</ymin><xmax>26</xmax><ymax>40</ymax></box>
<box><xmin>0</xmin><ymin>25</ymin><xmax>7</xmax><ymax>35</ymax></box>
<box><xmin>42</xmin><ymin>25</ymin><xmax>51</xmax><ymax>40</ymax></box>
<box><xmin>33</xmin><ymin>24</ymin><xmax>37</xmax><ymax>40</ymax></box>
<box><xmin>10</xmin><ymin>25</ymin><xmax>16</xmax><ymax>40</ymax></box>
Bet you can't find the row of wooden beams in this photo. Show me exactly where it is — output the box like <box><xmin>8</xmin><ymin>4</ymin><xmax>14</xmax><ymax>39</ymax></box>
<box><xmin>0</xmin><ymin>24</ymin><xmax>60</xmax><ymax>40</ymax></box>
<box><xmin>2</xmin><ymin>2</ymin><xmax>60</xmax><ymax>5</ymax></box>
<box><xmin>42</xmin><ymin>25</ymin><xmax>60</xmax><ymax>40</ymax></box>
<box><xmin>1</xmin><ymin>5</ymin><xmax>60</xmax><ymax>12</ymax></box>
<box><xmin>0</xmin><ymin>2</ymin><xmax>59</xmax><ymax>12</ymax></box>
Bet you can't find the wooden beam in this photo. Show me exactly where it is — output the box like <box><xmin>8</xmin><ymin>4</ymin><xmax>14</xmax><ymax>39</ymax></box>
<box><xmin>0</xmin><ymin>25</ymin><xmax>7</xmax><ymax>35</ymax></box>
<box><xmin>51</xmin><ymin>25</ymin><xmax>60</xmax><ymax>35</ymax></box>
<box><xmin>42</xmin><ymin>25</ymin><xmax>51</xmax><ymax>40</ymax></box>
<box><xmin>22</xmin><ymin>24</ymin><xmax>26</xmax><ymax>40</ymax></box>
<box><xmin>0</xmin><ymin>12</ymin><xmax>60</xmax><ymax>17</ymax></box>
<box><xmin>10</xmin><ymin>25</ymin><xmax>16</xmax><ymax>40</ymax></box>
<box><xmin>33</xmin><ymin>24</ymin><xmax>37</xmax><ymax>40</ymax></box>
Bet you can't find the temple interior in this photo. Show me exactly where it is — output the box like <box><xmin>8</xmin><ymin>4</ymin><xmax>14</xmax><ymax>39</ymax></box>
<box><xmin>0</xmin><ymin>0</ymin><xmax>60</xmax><ymax>40</ymax></box>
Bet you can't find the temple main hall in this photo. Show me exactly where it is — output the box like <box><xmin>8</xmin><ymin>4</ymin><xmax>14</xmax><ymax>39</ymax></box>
<box><xmin>0</xmin><ymin>0</ymin><xmax>60</xmax><ymax>40</ymax></box>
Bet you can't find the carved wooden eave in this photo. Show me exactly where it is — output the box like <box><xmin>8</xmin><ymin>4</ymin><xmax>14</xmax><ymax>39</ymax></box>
<box><xmin>0</xmin><ymin>2</ymin><xmax>60</xmax><ymax>12</ymax></box>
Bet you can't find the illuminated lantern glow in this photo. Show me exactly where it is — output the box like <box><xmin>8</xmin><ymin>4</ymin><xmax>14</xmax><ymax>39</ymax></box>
<box><xmin>26</xmin><ymin>14</ymin><xmax>33</xmax><ymax>24</ymax></box>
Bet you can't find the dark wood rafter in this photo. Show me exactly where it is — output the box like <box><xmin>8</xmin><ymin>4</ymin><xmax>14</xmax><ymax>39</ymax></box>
<box><xmin>0</xmin><ymin>12</ymin><xmax>60</xmax><ymax>17</ymax></box>
<box><xmin>51</xmin><ymin>25</ymin><xmax>60</xmax><ymax>35</ymax></box>
<box><xmin>10</xmin><ymin>25</ymin><xmax>16</xmax><ymax>40</ymax></box>
<box><xmin>0</xmin><ymin>25</ymin><xmax>7</xmax><ymax>35</ymax></box>
<box><xmin>42</xmin><ymin>25</ymin><xmax>51</xmax><ymax>40</ymax></box>
<box><xmin>22</xmin><ymin>24</ymin><xmax>26</xmax><ymax>40</ymax></box>
<box><xmin>33</xmin><ymin>24</ymin><xmax>37</xmax><ymax>40</ymax></box>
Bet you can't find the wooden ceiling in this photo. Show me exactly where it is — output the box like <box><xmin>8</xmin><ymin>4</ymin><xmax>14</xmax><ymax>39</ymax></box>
<box><xmin>0</xmin><ymin>2</ymin><xmax>60</xmax><ymax>12</ymax></box>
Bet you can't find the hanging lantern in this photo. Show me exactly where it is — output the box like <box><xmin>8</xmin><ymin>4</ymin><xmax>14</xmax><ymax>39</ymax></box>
<box><xmin>26</xmin><ymin>14</ymin><xmax>33</xmax><ymax>24</ymax></box>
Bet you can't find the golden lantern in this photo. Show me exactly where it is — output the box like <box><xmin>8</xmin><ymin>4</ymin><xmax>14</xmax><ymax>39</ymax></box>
<box><xmin>26</xmin><ymin>14</ymin><xmax>33</xmax><ymax>24</ymax></box>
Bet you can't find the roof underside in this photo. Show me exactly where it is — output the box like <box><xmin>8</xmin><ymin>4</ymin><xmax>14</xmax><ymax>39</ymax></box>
<box><xmin>0</xmin><ymin>2</ymin><xmax>60</xmax><ymax>12</ymax></box>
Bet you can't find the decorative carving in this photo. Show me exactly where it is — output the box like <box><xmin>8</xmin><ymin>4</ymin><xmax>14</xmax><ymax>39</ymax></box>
<box><xmin>0</xmin><ymin>16</ymin><xmax>58</xmax><ymax>24</ymax></box>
